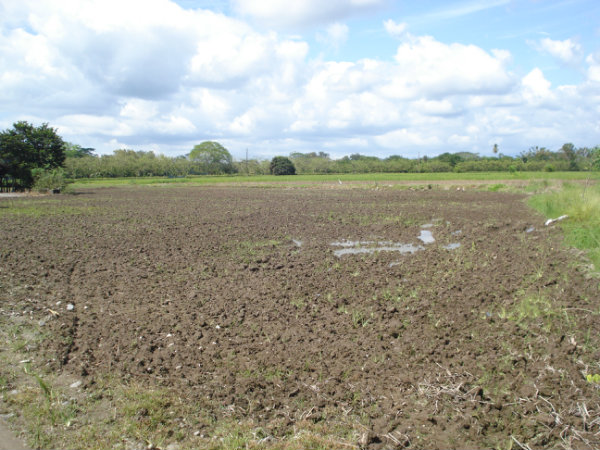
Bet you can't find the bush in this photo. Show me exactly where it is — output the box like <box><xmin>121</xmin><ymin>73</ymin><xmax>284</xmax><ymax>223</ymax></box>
<box><xmin>270</xmin><ymin>157</ymin><xmax>296</xmax><ymax>175</ymax></box>
<box><xmin>32</xmin><ymin>168</ymin><xmax>69</xmax><ymax>193</ymax></box>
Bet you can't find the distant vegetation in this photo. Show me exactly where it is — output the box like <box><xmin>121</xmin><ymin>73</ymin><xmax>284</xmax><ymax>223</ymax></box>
<box><xmin>64</xmin><ymin>143</ymin><xmax>600</xmax><ymax>179</ymax></box>
<box><xmin>1</xmin><ymin>121</ymin><xmax>599</xmax><ymax>188</ymax></box>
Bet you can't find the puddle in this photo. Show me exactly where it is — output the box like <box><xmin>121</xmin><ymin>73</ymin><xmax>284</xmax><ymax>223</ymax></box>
<box><xmin>330</xmin><ymin>240</ymin><xmax>373</xmax><ymax>248</ymax></box>
<box><xmin>452</xmin><ymin>230</ymin><xmax>462</xmax><ymax>236</ymax></box>
<box><xmin>525</xmin><ymin>227</ymin><xmax>535</xmax><ymax>233</ymax></box>
<box><xmin>418</xmin><ymin>230</ymin><xmax>435</xmax><ymax>244</ymax></box>
<box><xmin>331</xmin><ymin>240</ymin><xmax>424</xmax><ymax>258</ymax></box>
<box><xmin>443</xmin><ymin>243</ymin><xmax>461</xmax><ymax>250</ymax></box>
<box><xmin>292</xmin><ymin>239</ymin><xmax>303</xmax><ymax>247</ymax></box>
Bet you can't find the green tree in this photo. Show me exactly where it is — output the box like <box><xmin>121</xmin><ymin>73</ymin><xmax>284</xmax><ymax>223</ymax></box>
<box><xmin>188</xmin><ymin>141</ymin><xmax>234</xmax><ymax>174</ymax></box>
<box><xmin>270</xmin><ymin>156</ymin><xmax>296</xmax><ymax>175</ymax></box>
<box><xmin>64</xmin><ymin>142</ymin><xmax>96</xmax><ymax>158</ymax></box>
<box><xmin>520</xmin><ymin>146</ymin><xmax>554</xmax><ymax>163</ymax></box>
<box><xmin>560</xmin><ymin>142</ymin><xmax>578</xmax><ymax>170</ymax></box>
<box><xmin>435</xmin><ymin>152</ymin><xmax>463</xmax><ymax>167</ymax></box>
<box><xmin>591</xmin><ymin>146</ymin><xmax>600</xmax><ymax>171</ymax></box>
<box><xmin>0</xmin><ymin>121</ymin><xmax>65</xmax><ymax>190</ymax></box>
<box><xmin>289</xmin><ymin>151</ymin><xmax>332</xmax><ymax>174</ymax></box>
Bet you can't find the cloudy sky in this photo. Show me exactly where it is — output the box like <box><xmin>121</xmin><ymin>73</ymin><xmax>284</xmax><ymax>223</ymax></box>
<box><xmin>1</xmin><ymin>0</ymin><xmax>599</xmax><ymax>159</ymax></box>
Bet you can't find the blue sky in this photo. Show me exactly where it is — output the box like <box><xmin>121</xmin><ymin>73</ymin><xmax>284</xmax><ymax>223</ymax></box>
<box><xmin>1</xmin><ymin>0</ymin><xmax>599</xmax><ymax>160</ymax></box>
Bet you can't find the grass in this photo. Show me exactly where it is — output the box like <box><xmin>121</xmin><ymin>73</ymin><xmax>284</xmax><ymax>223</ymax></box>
<box><xmin>529</xmin><ymin>180</ymin><xmax>600</xmax><ymax>269</ymax></box>
<box><xmin>499</xmin><ymin>293</ymin><xmax>562</xmax><ymax>332</ymax></box>
<box><xmin>68</xmin><ymin>171</ymin><xmax>600</xmax><ymax>189</ymax></box>
<box><xmin>0</xmin><ymin>204</ymin><xmax>97</xmax><ymax>217</ymax></box>
<box><xmin>1</xmin><ymin>338</ymin><xmax>359</xmax><ymax>450</ymax></box>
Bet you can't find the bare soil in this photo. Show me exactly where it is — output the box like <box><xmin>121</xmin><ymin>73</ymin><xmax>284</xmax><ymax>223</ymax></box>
<box><xmin>1</xmin><ymin>186</ymin><xmax>600</xmax><ymax>449</ymax></box>
<box><xmin>0</xmin><ymin>419</ymin><xmax>29</xmax><ymax>450</ymax></box>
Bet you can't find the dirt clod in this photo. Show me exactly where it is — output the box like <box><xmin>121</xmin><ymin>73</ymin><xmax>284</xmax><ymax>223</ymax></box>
<box><xmin>2</xmin><ymin>186</ymin><xmax>600</xmax><ymax>449</ymax></box>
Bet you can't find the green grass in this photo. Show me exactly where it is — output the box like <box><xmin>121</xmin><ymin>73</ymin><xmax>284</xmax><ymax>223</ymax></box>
<box><xmin>499</xmin><ymin>293</ymin><xmax>562</xmax><ymax>331</ymax></box>
<box><xmin>0</xmin><ymin>204</ymin><xmax>97</xmax><ymax>217</ymax></box>
<box><xmin>69</xmin><ymin>171</ymin><xmax>600</xmax><ymax>189</ymax></box>
<box><xmin>529</xmin><ymin>180</ymin><xmax>600</xmax><ymax>269</ymax></box>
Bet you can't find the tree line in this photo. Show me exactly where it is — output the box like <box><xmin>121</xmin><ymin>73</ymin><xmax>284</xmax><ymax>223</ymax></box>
<box><xmin>1</xmin><ymin>121</ymin><xmax>599</xmax><ymax>191</ymax></box>
<box><xmin>64</xmin><ymin>143</ymin><xmax>600</xmax><ymax>179</ymax></box>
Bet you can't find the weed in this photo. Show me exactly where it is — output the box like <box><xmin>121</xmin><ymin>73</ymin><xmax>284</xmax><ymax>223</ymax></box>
<box><xmin>501</xmin><ymin>292</ymin><xmax>562</xmax><ymax>331</ymax></box>
<box><xmin>587</xmin><ymin>373</ymin><xmax>600</xmax><ymax>384</ymax></box>
<box><xmin>351</xmin><ymin>310</ymin><xmax>371</xmax><ymax>328</ymax></box>
<box><xmin>0</xmin><ymin>374</ymin><xmax>8</xmax><ymax>391</ymax></box>
<box><xmin>291</xmin><ymin>298</ymin><xmax>306</xmax><ymax>308</ymax></box>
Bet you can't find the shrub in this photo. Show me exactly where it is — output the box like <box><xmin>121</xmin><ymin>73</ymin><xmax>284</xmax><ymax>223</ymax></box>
<box><xmin>32</xmin><ymin>168</ymin><xmax>69</xmax><ymax>193</ymax></box>
<box><xmin>270</xmin><ymin>157</ymin><xmax>296</xmax><ymax>175</ymax></box>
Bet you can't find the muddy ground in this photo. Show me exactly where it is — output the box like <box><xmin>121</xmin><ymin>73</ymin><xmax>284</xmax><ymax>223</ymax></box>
<box><xmin>1</xmin><ymin>185</ymin><xmax>600</xmax><ymax>449</ymax></box>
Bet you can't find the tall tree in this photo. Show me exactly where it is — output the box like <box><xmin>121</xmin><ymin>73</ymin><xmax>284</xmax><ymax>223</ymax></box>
<box><xmin>0</xmin><ymin>121</ymin><xmax>65</xmax><ymax>189</ymax></box>
<box><xmin>560</xmin><ymin>142</ymin><xmax>578</xmax><ymax>170</ymax></box>
<box><xmin>188</xmin><ymin>141</ymin><xmax>234</xmax><ymax>174</ymax></box>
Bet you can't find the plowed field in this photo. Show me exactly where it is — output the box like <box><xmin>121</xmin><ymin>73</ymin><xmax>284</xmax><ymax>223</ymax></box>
<box><xmin>2</xmin><ymin>186</ymin><xmax>599</xmax><ymax>449</ymax></box>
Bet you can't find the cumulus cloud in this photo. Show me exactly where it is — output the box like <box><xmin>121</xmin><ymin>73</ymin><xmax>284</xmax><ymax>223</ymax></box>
<box><xmin>391</xmin><ymin>34</ymin><xmax>514</xmax><ymax>97</ymax></box>
<box><xmin>521</xmin><ymin>68</ymin><xmax>554</xmax><ymax>104</ymax></box>
<box><xmin>587</xmin><ymin>52</ymin><xmax>600</xmax><ymax>83</ymax></box>
<box><xmin>0</xmin><ymin>0</ymin><xmax>598</xmax><ymax>158</ymax></box>
<box><xmin>316</xmin><ymin>22</ymin><xmax>349</xmax><ymax>50</ymax></box>
<box><xmin>535</xmin><ymin>37</ymin><xmax>583</xmax><ymax>65</ymax></box>
<box><xmin>231</xmin><ymin>0</ymin><xmax>386</xmax><ymax>29</ymax></box>
<box><xmin>0</xmin><ymin>0</ymin><xmax>310</xmax><ymax>149</ymax></box>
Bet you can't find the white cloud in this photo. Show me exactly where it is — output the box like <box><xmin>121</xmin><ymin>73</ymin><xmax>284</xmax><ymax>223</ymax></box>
<box><xmin>391</xmin><ymin>34</ymin><xmax>514</xmax><ymax>97</ymax></box>
<box><xmin>231</xmin><ymin>0</ymin><xmax>386</xmax><ymax>29</ymax></box>
<box><xmin>58</xmin><ymin>114</ymin><xmax>131</xmax><ymax>137</ymax></box>
<box><xmin>536</xmin><ymin>37</ymin><xmax>583</xmax><ymax>65</ymax></box>
<box><xmin>383</xmin><ymin>19</ymin><xmax>407</xmax><ymax>38</ymax></box>
<box><xmin>587</xmin><ymin>52</ymin><xmax>600</xmax><ymax>82</ymax></box>
<box><xmin>0</xmin><ymin>0</ymin><xmax>599</xmax><ymax>159</ymax></box>
<box><xmin>375</xmin><ymin>128</ymin><xmax>442</xmax><ymax>149</ymax></box>
<box><xmin>316</xmin><ymin>22</ymin><xmax>349</xmax><ymax>50</ymax></box>
<box><xmin>156</xmin><ymin>116</ymin><xmax>197</xmax><ymax>134</ymax></box>
<box><xmin>411</xmin><ymin>99</ymin><xmax>459</xmax><ymax>116</ymax></box>
<box><xmin>119</xmin><ymin>99</ymin><xmax>159</xmax><ymax>121</ymax></box>
<box><xmin>521</xmin><ymin>68</ymin><xmax>554</xmax><ymax>104</ymax></box>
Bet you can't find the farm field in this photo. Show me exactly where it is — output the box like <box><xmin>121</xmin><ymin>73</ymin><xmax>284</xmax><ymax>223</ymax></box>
<box><xmin>68</xmin><ymin>171</ymin><xmax>600</xmax><ymax>190</ymax></box>
<box><xmin>1</xmin><ymin>184</ymin><xmax>600</xmax><ymax>449</ymax></box>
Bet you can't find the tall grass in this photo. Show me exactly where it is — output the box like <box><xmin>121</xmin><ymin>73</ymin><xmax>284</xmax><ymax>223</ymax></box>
<box><xmin>529</xmin><ymin>181</ymin><xmax>600</xmax><ymax>270</ymax></box>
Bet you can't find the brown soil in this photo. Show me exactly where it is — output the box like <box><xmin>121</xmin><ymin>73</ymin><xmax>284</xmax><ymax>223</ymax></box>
<box><xmin>2</xmin><ymin>186</ymin><xmax>600</xmax><ymax>449</ymax></box>
<box><xmin>0</xmin><ymin>419</ymin><xmax>29</xmax><ymax>450</ymax></box>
